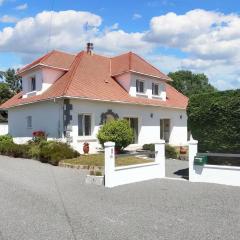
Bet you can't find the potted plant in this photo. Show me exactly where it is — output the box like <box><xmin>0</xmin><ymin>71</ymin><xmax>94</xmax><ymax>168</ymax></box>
<box><xmin>83</xmin><ymin>142</ymin><xmax>89</xmax><ymax>154</ymax></box>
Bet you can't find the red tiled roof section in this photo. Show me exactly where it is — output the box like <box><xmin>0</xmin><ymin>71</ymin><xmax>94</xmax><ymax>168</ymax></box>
<box><xmin>18</xmin><ymin>50</ymin><xmax>76</xmax><ymax>74</ymax></box>
<box><xmin>111</xmin><ymin>52</ymin><xmax>171</xmax><ymax>80</ymax></box>
<box><xmin>0</xmin><ymin>51</ymin><xmax>188</xmax><ymax>110</ymax></box>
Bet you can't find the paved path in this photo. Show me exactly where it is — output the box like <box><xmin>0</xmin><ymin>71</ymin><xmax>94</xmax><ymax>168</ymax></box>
<box><xmin>0</xmin><ymin>156</ymin><xmax>240</xmax><ymax>240</ymax></box>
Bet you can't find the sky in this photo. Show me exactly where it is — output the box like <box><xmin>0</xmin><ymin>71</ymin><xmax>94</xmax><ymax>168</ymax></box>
<box><xmin>0</xmin><ymin>0</ymin><xmax>240</xmax><ymax>90</ymax></box>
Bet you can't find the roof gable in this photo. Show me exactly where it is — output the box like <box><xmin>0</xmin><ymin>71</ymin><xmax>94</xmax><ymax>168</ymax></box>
<box><xmin>111</xmin><ymin>52</ymin><xmax>171</xmax><ymax>80</ymax></box>
<box><xmin>18</xmin><ymin>50</ymin><xmax>76</xmax><ymax>74</ymax></box>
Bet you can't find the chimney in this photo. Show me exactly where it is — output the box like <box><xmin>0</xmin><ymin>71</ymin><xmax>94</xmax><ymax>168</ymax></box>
<box><xmin>86</xmin><ymin>42</ymin><xmax>94</xmax><ymax>55</ymax></box>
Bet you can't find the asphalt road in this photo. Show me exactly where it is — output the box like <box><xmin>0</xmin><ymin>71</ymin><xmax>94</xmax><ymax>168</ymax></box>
<box><xmin>0</xmin><ymin>156</ymin><xmax>240</xmax><ymax>240</ymax></box>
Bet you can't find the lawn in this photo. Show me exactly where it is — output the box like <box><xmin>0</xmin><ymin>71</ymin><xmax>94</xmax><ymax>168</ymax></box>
<box><xmin>61</xmin><ymin>154</ymin><xmax>152</xmax><ymax>167</ymax></box>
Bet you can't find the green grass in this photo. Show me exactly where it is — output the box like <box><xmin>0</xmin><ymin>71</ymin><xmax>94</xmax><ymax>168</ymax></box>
<box><xmin>61</xmin><ymin>154</ymin><xmax>152</xmax><ymax>167</ymax></box>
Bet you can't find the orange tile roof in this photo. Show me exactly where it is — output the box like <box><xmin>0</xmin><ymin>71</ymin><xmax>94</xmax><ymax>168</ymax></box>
<box><xmin>0</xmin><ymin>51</ymin><xmax>188</xmax><ymax>110</ymax></box>
<box><xmin>18</xmin><ymin>50</ymin><xmax>76</xmax><ymax>74</ymax></box>
<box><xmin>111</xmin><ymin>52</ymin><xmax>172</xmax><ymax>80</ymax></box>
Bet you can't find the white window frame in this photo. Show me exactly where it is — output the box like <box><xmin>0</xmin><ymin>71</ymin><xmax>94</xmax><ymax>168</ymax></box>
<box><xmin>78</xmin><ymin>114</ymin><xmax>92</xmax><ymax>137</ymax></box>
<box><xmin>30</xmin><ymin>76</ymin><xmax>36</xmax><ymax>92</ymax></box>
<box><xmin>136</xmin><ymin>79</ymin><xmax>145</xmax><ymax>93</ymax></box>
<box><xmin>152</xmin><ymin>82</ymin><xmax>159</xmax><ymax>96</ymax></box>
<box><xmin>26</xmin><ymin>116</ymin><xmax>32</xmax><ymax>129</ymax></box>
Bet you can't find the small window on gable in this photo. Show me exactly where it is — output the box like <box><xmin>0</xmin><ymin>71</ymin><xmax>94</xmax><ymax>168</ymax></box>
<box><xmin>152</xmin><ymin>83</ymin><xmax>159</xmax><ymax>95</ymax></box>
<box><xmin>27</xmin><ymin>116</ymin><xmax>32</xmax><ymax>128</ymax></box>
<box><xmin>78</xmin><ymin>114</ymin><xmax>92</xmax><ymax>136</ymax></box>
<box><xmin>136</xmin><ymin>80</ymin><xmax>144</xmax><ymax>93</ymax></box>
<box><xmin>31</xmin><ymin>77</ymin><xmax>36</xmax><ymax>91</ymax></box>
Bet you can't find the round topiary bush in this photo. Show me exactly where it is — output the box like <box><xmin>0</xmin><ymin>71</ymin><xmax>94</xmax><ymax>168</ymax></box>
<box><xmin>97</xmin><ymin>119</ymin><xmax>134</xmax><ymax>150</ymax></box>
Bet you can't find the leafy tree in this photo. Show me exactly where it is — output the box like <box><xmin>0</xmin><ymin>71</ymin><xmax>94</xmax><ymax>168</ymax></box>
<box><xmin>0</xmin><ymin>82</ymin><xmax>13</xmax><ymax>104</ymax></box>
<box><xmin>168</xmin><ymin>70</ymin><xmax>216</xmax><ymax>97</ymax></box>
<box><xmin>0</xmin><ymin>68</ymin><xmax>22</xmax><ymax>94</ymax></box>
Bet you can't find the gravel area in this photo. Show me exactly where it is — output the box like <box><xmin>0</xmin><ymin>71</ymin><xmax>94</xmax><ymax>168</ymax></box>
<box><xmin>0</xmin><ymin>155</ymin><xmax>240</xmax><ymax>240</ymax></box>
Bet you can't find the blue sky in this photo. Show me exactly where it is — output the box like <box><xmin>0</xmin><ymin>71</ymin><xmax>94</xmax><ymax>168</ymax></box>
<box><xmin>0</xmin><ymin>0</ymin><xmax>240</xmax><ymax>90</ymax></box>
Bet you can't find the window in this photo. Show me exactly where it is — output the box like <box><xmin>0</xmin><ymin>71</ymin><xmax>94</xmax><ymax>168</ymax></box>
<box><xmin>152</xmin><ymin>83</ymin><xmax>159</xmax><ymax>95</ymax></box>
<box><xmin>160</xmin><ymin>119</ymin><xmax>170</xmax><ymax>143</ymax></box>
<box><xmin>27</xmin><ymin>116</ymin><xmax>32</xmax><ymax>128</ymax></box>
<box><xmin>31</xmin><ymin>77</ymin><xmax>36</xmax><ymax>91</ymax></box>
<box><xmin>78</xmin><ymin>114</ymin><xmax>92</xmax><ymax>136</ymax></box>
<box><xmin>136</xmin><ymin>80</ymin><xmax>144</xmax><ymax>93</ymax></box>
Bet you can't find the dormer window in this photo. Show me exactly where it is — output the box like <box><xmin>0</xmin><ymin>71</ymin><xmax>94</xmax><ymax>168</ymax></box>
<box><xmin>31</xmin><ymin>77</ymin><xmax>36</xmax><ymax>91</ymax></box>
<box><xmin>136</xmin><ymin>80</ymin><xmax>144</xmax><ymax>93</ymax></box>
<box><xmin>152</xmin><ymin>83</ymin><xmax>159</xmax><ymax>96</ymax></box>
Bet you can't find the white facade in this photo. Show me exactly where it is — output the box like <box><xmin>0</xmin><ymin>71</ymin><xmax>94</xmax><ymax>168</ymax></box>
<box><xmin>70</xmin><ymin>99</ymin><xmax>187</xmax><ymax>153</ymax></box>
<box><xmin>0</xmin><ymin>123</ymin><xmax>8</xmax><ymax>135</ymax></box>
<box><xmin>8</xmin><ymin>100</ymin><xmax>64</xmax><ymax>144</ymax></box>
<box><xmin>21</xmin><ymin>67</ymin><xmax>65</xmax><ymax>98</ymax></box>
<box><xmin>8</xmin><ymin>98</ymin><xmax>187</xmax><ymax>153</ymax></box>
<box><xmin>116</xmin><ymin>72</ymin><xmax>166</xmax><ymax>100</ymax></box>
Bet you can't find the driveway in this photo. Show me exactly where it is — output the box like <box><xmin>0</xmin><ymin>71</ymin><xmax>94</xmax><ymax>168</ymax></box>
<box><xmin>0</xmin><ymin>156</ymin><xmax>240</xmax><ymax>240</ymax></box>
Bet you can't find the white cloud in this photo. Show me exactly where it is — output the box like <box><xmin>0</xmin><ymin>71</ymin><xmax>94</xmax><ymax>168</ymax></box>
<box><xmin>132</xmin><ymin>13</ymin><xmax>142</xmax><ymax>20</ymax></box>
<box><xmin>0</xmin><ymin>15</ymin><xmax>18</xmax><ymax>23</ymax></box>
<box><xmin>0</xmin><ymin>0</ymin><xmax>5</xmax><ymax>6</ymax></box>
<box><xmin>15</xmin><ymin>3</ymin><xmax>28</xmax><ymax>10</ymax></box>
<box><xmin>145</xmin><ymin>9</ymin><xmax>240</xmax><ymax>61</ymax></box>
<box><xmin>0</xmin><ymin>9</ymin><xmax>240</xmax><ymax>90</ymax></box>
<box><xmin>0</xmin><ymin>10</ymin><xmax>152</xmax><ymax>57</ymax></box>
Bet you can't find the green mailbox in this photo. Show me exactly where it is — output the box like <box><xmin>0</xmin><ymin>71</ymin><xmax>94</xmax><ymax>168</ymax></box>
<box><xmin>194</xmin><ymin>155</ymin><xmax>208</xmax><ymax>166</ymax></box>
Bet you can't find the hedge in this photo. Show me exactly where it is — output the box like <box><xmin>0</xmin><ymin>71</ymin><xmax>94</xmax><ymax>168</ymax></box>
<box><xmin>187</xmin><ymin>89</ymin><xmax>240</xmax><ymax>153</ymax></box>
<box><xmin>0</xmin><ymin>135</ymin><xmax>80</xmax><ymax>165</ymax></box>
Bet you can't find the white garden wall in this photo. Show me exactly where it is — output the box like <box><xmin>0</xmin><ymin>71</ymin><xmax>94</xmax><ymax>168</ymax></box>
<box><xmin>188</xmin><ymin>140</ymin><xmax>240</xmax><ymax>187</ymax></box>
<box><xmin>0</xmin><ymin>123</ymin><xmax>8</xmax><ymax>135</ymax></box>
<box><xmin>70</xmin><ymin>99</ymin><xmax>187</xmax><ymax>153</ymax></box>
<box><xmin>8</xmin><ymin>100</ymin><xmax>64</xmax><ymax>144</ymax></box>
<box><xmin>104</xmin><ymin>141</ymin><xmax>165</xmax><ymax>188</ymax></box>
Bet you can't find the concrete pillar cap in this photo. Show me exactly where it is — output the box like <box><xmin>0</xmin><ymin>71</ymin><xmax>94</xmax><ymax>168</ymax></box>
<box><xmin>104</xmin><ymin>142</ymin><xmax>115</xmax><ymax>147</ymax></box>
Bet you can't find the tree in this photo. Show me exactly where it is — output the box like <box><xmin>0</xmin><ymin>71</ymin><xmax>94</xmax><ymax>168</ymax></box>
<box><xmin>1</xmin><ymin>68</ymin><xmax>22</xmax><ymax>94</ymax></box>
<box><xmin>0</xmin><ymin>82</ymin><xmax>13</xmax><ymax>104</ymax></box>
<box><xmin>168</xmin><ymin>70</ymin><xmax>216</xmax><ymax>97</ymax></box>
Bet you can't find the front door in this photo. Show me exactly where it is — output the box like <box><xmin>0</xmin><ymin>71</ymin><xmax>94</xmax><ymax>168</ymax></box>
<box><xmin>124</xmin><ymin>117</ymin><xmax>138</xmax><ymax>143</ymax></box>
<box><xmin>160</xmin><ymin>119</ymin><xmax>170</xmax><ymax>143</ymax></box>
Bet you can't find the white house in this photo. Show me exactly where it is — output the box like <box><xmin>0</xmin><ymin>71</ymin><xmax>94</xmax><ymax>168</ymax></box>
<box><xmin>0</xmin><ymin>45</ymin><xmax>188</xmax><ymax>153</ymax></box>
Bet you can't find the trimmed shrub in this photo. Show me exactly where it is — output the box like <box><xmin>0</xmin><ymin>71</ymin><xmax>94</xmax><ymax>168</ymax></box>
<box><xmin>0</xmin><ymin>134</ymin><xmax>13</xmax><ymax>144</ymax></box>
<box><xmin>142</xmin><ymin>144</ymin><xmax>154</xmax><ymax>152</ymax></box>
<box><xmin>97</xmin><ymin>119</ymin><xmax>134</xmax><ymax>149</ymax></box>
<box><xmin>38</xmin><ymin>141</ymin><xmax>80</xmax><ymax>165</ymax></box>
<box><xmin>0</xmin><ymin>138</ymin><xmax>80</xmax><ymax>166</ymax></box>
<box><xmin>0</xmin><ymin>142</ymin><xmax>30</xmax><ymax>158</ymax></box>
<box><xmin>165</xmin><ymin>144</ymin><xmax>178</xmax><ymax>159</ymax></box>
<box><xmin>187</xmin><ymin>90</ymin><xmax>240</xmax><ymax>153</ymax></box>
<box><xmin>142</xmin><ymin>143</ymin><xmax>178</xmax><ymax>159</ymax></box>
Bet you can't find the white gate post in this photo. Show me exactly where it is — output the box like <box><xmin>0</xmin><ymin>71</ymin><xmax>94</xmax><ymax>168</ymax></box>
<box><xmin>104</xmin><ymin>141</ymin><xmax>115</xmax><ymax>188</ymax></box>
<box><xmin>155</xmin><ymin>140</ymin><xmax>165</xmax><ymax>178</ymax></box>
<box><xmin>188</xmin><ymin>140</ymin><xmax>198</xmax><ymax>181</ymax></box>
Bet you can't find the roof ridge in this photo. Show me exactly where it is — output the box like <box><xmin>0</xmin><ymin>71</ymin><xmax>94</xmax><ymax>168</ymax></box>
<box><xmin>62</xmin><ymin>51</ymin><xmax>84</xmax><ymax>96</ymax></box>
<box><xmin>50</xmin><ymin>49</ymin><xmax>76</xmax><ymax>56</ymax></box>
<box><xmin>129</xmin><ymin>52</ymin><xmax>132</xmax><ymax>70</ymax></box>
